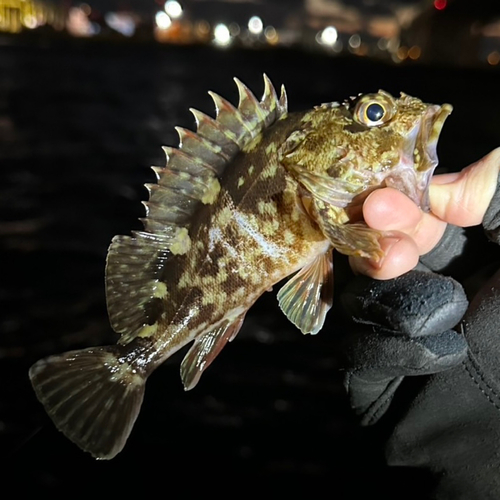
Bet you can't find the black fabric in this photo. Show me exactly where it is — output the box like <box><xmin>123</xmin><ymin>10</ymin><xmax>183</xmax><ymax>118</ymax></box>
<box><xmin>419</xmin><ymin>224</ymin><xmax>467</xmax><ymax>272</ymax></box>
<box><xmin>483</xmin><ymin>173</ymin><xmax>500</xmax><ymax>244</ymax></box>
<box><xmin>339</xmin><ymin>271</ymin><xmax>469</xmax><ymax>427</ymax></box>
<box><xmin>339</xmin><ymin>174</ymin><xmax>500</xmax><ymax>499</ymax></box>
<box><xmin>386</xmin><ymin>270</ymin><xmax>500</xmax><ymax>499</ymax></box>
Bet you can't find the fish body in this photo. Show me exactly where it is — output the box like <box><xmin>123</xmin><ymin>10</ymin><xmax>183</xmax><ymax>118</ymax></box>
<box><xmin>29</xmin><ymin>76</ymin><xmax>452</xmax><ymax>459</ymax></box>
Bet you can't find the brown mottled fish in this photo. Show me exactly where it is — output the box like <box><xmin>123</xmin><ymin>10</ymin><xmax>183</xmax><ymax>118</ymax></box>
<box><xmin>29</xmin><ymin>76</ymin><xmax>452</xmax><ymax>459</ymax></box>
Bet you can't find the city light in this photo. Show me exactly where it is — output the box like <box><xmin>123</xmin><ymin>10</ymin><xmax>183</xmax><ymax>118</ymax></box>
<box><xmin>67</xmin><ymin>6</ymin><xmax>98</xmax><ymax>37</ymax></box>
<box><xmin>377</xmin><ymin>38</ymin><xmax>389</xmax><ymax>50</ymax></box>
<box><xmin>434</xmin><ymin>0</ymin><xmax>447</xmax><ymax>10</ymax></box>
<box><xmin>0</xmin><ymin>0</ymin><xmax>493</xmax><ymax>69</ymax></box>
<box><xmin>79</xmin><ymin>3</ymin><xmax>91</xmax><ymax>16</ymax></box>
<box><xmin>248</xmin><ymin>15</ymin><xmax>263</xmax><ymax>35</ymax></box>
<box><xmin>319</xmin><ymin>26</ymin><xmax>338</xmax><ymax>46</ymax></box>
<box><xmin>408</xmin><ymin>45</ymin><xmax>421</xmax><ymax>60</ymax></box>
<box><xmin>155</xmin><ymin>11</ymin><xmax>172</xmax><ymax>30</ymax></box>
<box><xmin>264</xmin><ymin>26</ymin><xmax>279</xmax><ymax>45</ymax></box>
<box><xmin>165</xmin><ymin>1</ymin><xmax>182</xmax><ymax>19</ymax></box>
<box><xmin>105</xmin><ymin>12</ymin><xmax>136</xmax><ymax>37</ymax></box>
<box><xmin>487</xmin><ymin>51</ymin><xmax>500</xmax><ymax>65</ymax></box>
<box><xmin>229</xmin><ymin>22</ymin><xmax>240</xmax><ymax>36</ymax></box>
<box><xmin>195</xmin><ymin>20</ymin><xmax>210</xmax><ymax>36</ymax></box>
<box><xmin>213</xmin><ymin>23</ymin><xmax>231</xmax><ymax>46</ymax></box>
<box><xmin>348</xmin><ymin>34</ymin><xmax>361</xmax><ymax>49</ymax></box>
<box><xmin>397</xmin><ymin>45</ymin><xmax>409</xmax><ymax>61</ymax></box>
<box><xmin>23</xmin><ymin>14</ymin><xmax>37</xmax><ymax>29</ymax></box>
<box><xmin>0</xmin><ymin>0</ymin><xmax>65</xmax><ymax>33</ymax></box>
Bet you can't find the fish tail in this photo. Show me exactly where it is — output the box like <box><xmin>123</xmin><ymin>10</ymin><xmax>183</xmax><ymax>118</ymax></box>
<box><xmin>29</xmin><ymin>345</ymin><xmax>147</xmax><ymax>460</ymax></box>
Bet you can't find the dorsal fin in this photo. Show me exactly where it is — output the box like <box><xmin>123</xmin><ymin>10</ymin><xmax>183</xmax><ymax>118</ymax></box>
<box><xmin>105</xmin><ymin>75</ymin><xmax>288</xmax><ymax>343</ymax></box>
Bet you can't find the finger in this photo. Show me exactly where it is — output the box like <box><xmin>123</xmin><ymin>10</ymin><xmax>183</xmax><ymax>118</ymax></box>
<box><xmin>430</xmin><ymin>147</ymin><xmax>500</xmax><ymax>227</ymax></box>
<box><xmin>363</xmin><ymin>188</ymin><xmax>421</xmax><ymax>232</ymax></box>
<box><xmin>362</xmin><ymin>188</ymin><xmax>447</xmax><ymax>255</ymax></box>
<box><xmin>349</xmin><ymin>231</ymin><xmax>420</xmax><ymax>280</ymax></box>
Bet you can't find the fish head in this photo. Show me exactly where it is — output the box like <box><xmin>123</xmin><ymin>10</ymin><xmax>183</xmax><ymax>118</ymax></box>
<box><xmin>354</xmin><ymin>90</ymin><xmax>453</xmax><ymax>210</ymax></box>
<box><xmin>283</xmin><ymin>90</ymin><xmax>452</xmax><ymax>211</ymax></box>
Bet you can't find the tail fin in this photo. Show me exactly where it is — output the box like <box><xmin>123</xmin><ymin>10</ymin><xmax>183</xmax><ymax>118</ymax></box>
<box><xmin>29</xmin><ymin>345</ymin><xmax>147</xmax><ymax>460</ymax></box>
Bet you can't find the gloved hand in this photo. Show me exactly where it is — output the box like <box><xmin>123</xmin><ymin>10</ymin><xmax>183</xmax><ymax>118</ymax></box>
<box><xmin>340</xmin><ymin>254</ymin><xmax>469</xmax><ymax>427</ymax></box>
<box><xmin>339</xmin><ymin>152</ymin><xmax>500</xmax><ymax>499</ymax></box>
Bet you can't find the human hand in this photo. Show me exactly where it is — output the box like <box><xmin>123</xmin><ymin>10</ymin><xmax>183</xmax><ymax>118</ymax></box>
<box><xmin>340</xmin><ymin>147</ymin><xmax>500</xmax><ymax>425</ymax></box>
<box><xmin>339</xmin><ymin>148</ymin><xmax>500</xmax><ymax>496</ymax></box>
<box><xmin>350</xmin><ymin>147</ymin><xmax>500</xmax><ymax>279</ymax></box>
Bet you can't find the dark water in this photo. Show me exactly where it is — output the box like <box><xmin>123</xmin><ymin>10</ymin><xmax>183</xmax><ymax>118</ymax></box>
<box><xmin>1</xmin><ymin>39</ymin><xmax>500</xmax><ymax>497</ymax></box>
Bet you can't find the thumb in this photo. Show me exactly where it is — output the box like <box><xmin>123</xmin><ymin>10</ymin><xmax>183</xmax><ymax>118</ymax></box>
<box><xmin>429</xmin><ymin>147</ymin><xmax>500</xmax><ymax>227</ymax></box>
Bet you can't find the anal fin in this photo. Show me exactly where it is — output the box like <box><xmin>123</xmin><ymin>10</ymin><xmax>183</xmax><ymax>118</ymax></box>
<box><xmin>277</xmin><ymin>250</ymin><xmax>334</xmax><ymax>335</ymax></box>
<box><xmin>180</xmin><ymin>315</ymin><xmax>245</xmax><ymax>391</ymax></box>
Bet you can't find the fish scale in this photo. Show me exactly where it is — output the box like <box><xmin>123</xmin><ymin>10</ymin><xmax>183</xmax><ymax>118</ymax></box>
<box><xmin>29</xmin><ymin>75</ymin><xmax>452</xmax><ymax>459</ymax></box>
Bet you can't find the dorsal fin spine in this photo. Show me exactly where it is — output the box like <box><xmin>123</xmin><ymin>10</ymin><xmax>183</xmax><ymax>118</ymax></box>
<box><xmin>189</xmin><ymin>108</ymin><xmax>240</xmax><ymax>158</ymax></box>
<box><xmin>225</xmin><ymin>90</ymin><xmax>256</xmax><ymax>136</ymax></box>
<box><xmin>175</xmin><ymin>126</ymin><xmax>228</xmax><ymax>167</ymax></box>
<box><xmin>208</xmin><ymin>90</ymin><xmax>237</xmax><ymax>118</ymax></box>
<box><xmin>234</xmin><ymin>77</ymin><xmax>267</xmax><ymax>124</ymax></box>
<box><xmin>208</xmin><ymin>91</ymin><xmax>252</xmax><ymax>145</ymax></box>
<box><xmin>176</xmin><ymin>126</ymin><xmax>224</xmax><ymax>155</ymax></box>
<box><xmin>260</xmin><ymin>74</ymin><xmax>278</xmax><ymax>124</ymax></box>
<box><xmin>279</xmin><ymin>85</ymin><xmax>288</xmax><ymax>117</ymax></box>
<box><xmin>162</xmin><ymin>147</ymin><xmax>217</xmax><ymax>176</ymax></box>
<box><xmin>151</xmin><ymin>166</ymin><xmax>163</xmax><ymax>181</ymax></box>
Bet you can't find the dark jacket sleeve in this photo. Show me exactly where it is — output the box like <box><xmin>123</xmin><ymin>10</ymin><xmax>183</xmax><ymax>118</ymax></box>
<box><xmin>387</xmin><ymin>172</ymin><xmax>500</xmax><ymax>499</ymax></box>
<box><xmin>385</xmin><ymin>267</ymin><xmax>500</xmax><ymax>499</ymax></box>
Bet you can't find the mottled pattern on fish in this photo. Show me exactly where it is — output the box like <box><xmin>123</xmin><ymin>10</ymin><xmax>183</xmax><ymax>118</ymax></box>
<box><xmin>124</xmin><ymin>113</ymin><xmax>329</xmax><ymax>362</ymax></box>
<box><xmin>29</xmin><ymin>76</ymin><xmax>452</xmax><ymax>460</ymax></box>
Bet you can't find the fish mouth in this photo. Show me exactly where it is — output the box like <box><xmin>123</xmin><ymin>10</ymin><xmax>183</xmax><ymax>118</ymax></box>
<box><xmin>413</xmin><ymin>103</ymin><xmax>453</xmax><ymax>211</ymax></box>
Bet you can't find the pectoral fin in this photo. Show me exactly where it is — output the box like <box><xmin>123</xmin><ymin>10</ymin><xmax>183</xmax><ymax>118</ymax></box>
<box><xmin>321</xmin><ymin>221</ymin><xmax>384</xmax><ymax>260</ymax></box>
<box><xmin>277</xmin><ymin>250</ymin><xmax>333</xmax><ymax>335</ymax></box>
<box><xmin>290</xmin><ymin>164</ymin><xmax>364</xmax><ymax>208</ymax></box>
<box><xmin>289</xmin><ymin>164</ymin><xmax>383</xmax><ymax>260</ymax></box>
<box><xmin>180</xmin><ymin>315</ymin><xmax>245</xmax><ymax>391</ymax></box>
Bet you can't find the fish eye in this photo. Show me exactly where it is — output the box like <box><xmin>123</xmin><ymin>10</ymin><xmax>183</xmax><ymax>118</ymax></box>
<box><xmin>366</xmin><ymin>103</ymin><xmax>384</xmax><ymax>122</ymax></box>
<box><xmin>353</xmin><ymin>92</ymin><xmax>396</xmax><ymax>127</ymax></box>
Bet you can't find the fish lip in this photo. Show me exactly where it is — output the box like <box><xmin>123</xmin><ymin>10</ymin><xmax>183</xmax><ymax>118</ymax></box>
<box><xmin>414</xmin><ymin>103</ymin><xmax>453</xmax><ymax>211</ymax></box>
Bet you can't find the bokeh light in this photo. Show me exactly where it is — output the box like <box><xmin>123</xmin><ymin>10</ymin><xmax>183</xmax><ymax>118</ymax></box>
<box><xmin>213</xmin><ymin>23</ymin><xmax>231</xmax><ymax>46</ymax></box>
<box><xmin>248</xmin><ymin>15</ymin><xmax>263</xmax><ymax>35</ymax></box>
<box><xmin>408</xmin><ymin>45</ymin><xmax>421</xmax><ymax>60</ymax></box>
<box><xmin>155</xmin><ymin>11</ymin><xmax>172</xmax><ymax>30</ymax></box>
<box><xmin>320</xmin><ymin>26</ymin><xmax>338</xmax><ymax>46</ymax></box>
<box><xmin>165</xmin><ymin>1</ymin><xmax>183</xmax><ymax>19</ymax></box>
<box><xmin>348</xmin><ymin>34</ymin><xmax>361</xmax><ymax>49</ymax></box>
<box><xmin>264</xmin><ymin>26</ymin><xmax>278</xmax><ymax>45</ymax></box>
<box><xmin>105</xmin><ymin>12</ymin><xmax>136</xmax><ymax>37</ymax></box>
<box><xmin>488</xmin><ymin>51</ymin><xmax>500</xmax><ymax>65</ymax></box>
<box><xmin>434</xmin><ymin>0</ymin><xmax>447</xmax><ymax>10</ymax></box>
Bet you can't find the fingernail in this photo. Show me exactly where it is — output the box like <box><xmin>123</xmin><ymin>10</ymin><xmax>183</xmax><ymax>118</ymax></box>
<box><xmin>367</xmin><ymin>236</ymin><xmax>400</xmax><ymax>269</ymax></box>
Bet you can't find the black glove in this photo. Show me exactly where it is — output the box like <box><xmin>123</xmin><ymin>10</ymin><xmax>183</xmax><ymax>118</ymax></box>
<box><xmin>340</xmin><ymin>263</ymin><xmax>469</xmax><ymax>427</ymax></box>
<box><xmin>339</xmin><ymin>175</ymin><xmax>500</xmax><ymax>499</ymax></box>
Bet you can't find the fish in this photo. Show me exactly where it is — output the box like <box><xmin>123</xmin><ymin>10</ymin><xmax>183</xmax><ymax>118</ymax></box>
<box><xmin>29</xmin><ymin>75</ymin><xmax>452</xmax><ymax>459</ymax></box>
